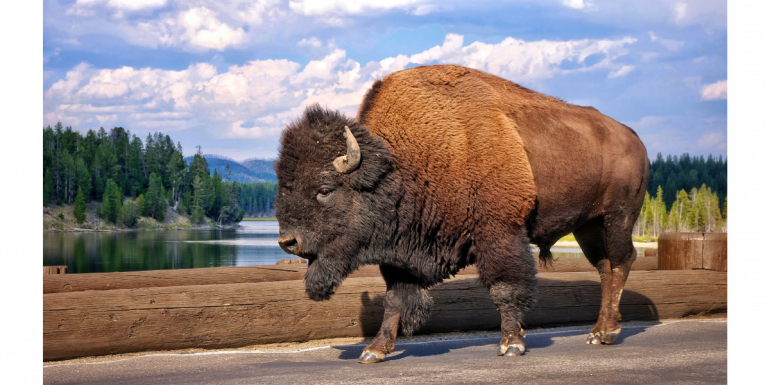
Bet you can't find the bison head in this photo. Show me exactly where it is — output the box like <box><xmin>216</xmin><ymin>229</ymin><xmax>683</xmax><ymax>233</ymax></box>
<box><xmin>275</xmin><ymin>104</ymin><xmax>396</xmax><ymax>301</ymax></box>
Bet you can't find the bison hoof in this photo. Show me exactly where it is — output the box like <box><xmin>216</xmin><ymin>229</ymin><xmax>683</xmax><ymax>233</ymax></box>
<box><xmin>585</xmin><ymin>329</ymin><xmax>621</xmax><ymax>345</ymax></box>
<box><xmin>497</xmin><ymin>344</ymin><xmax>525</xmax><ymax>357</ymax></box>
<box><xmin>358</xmin><ymin>350</ymin><xmax>386</xmax><ymax>364</ymax></box>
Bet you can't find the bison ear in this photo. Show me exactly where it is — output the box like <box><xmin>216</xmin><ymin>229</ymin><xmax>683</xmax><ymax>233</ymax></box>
<box><xmin>332</xmin><ymin>126</ymin><xmax>361</xmax><ymax>173</ymax></box>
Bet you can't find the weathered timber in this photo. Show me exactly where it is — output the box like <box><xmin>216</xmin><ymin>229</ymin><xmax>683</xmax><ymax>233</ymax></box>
<box><xmin>43</xmin><ymin>270</ymin><xmax>725</xmax><ymax>361</ymax></box>
<box><xmin>658</xmin><ymin>232</ymin><xmax>727</xmax><ymax>271</ymax></box>
<box><xmin>44</xmin><ymin>266</ymin><xmax>67</xmax><ymax>275</ymax></box>
<box><xmin>43</xmin><ymin>265</ymin><xmax>306</xmax><ymax>294</ymax></box>
<box><xmin>42</xmin><ymin>257</ymin><xmax>658</xmax><ymax>294</ymax></box>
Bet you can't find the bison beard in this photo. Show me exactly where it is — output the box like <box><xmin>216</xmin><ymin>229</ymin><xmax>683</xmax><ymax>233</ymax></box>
<box><xmin>303</xmin><ymin>256</ymin><xmax>355</xmax><ymax>301</ymax></box>
<box><xmin>275</xmin><ymin>65</ymin><xmax>648</xmax><ymax>364</ymax></box>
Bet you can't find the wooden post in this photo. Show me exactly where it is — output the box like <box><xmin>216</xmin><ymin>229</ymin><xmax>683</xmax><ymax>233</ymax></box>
<box><xmin>658</xmin><ymin>232</ymin><xmax>727</xmax><ymax>271</ymax></box>
<box><xmin>44</xmin><ymin>266</ymin><xmax>67</xmax><ymax>274</ymax></box>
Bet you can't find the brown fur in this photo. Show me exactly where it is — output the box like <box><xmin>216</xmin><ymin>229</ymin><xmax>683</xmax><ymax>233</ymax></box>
<box><xmin>357</xmin><ymin>66</ymin><xmax>538</xmax><ymax>253</ymax></box>
<box><xmin>358</xmin><ymin>65</ymin><xmax>647</xmax><ymax>266</ymax></box>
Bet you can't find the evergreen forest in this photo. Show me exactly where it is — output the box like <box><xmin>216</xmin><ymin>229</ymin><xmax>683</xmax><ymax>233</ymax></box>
<box><xmin>43</xmin><ymin>123</ymin><xmax>277</xmax><ymax>227</ymax></box>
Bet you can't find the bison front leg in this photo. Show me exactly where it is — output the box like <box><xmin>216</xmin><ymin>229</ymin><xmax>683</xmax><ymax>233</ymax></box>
<box><xmin>358</xmin><ymin>278</ymin><xmax>433</xmax><ymax>364</ymax></box>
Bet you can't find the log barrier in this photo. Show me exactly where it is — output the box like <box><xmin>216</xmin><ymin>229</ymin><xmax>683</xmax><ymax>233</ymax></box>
<box><xmin>43</xmin><ymin>269</ymin><xmax>725</xmax><ymax>361</ymax></box>
<box><xmin>658</xmin><ymin>232</ymin><xmax>727</xmax><ymax>271</ymax></box>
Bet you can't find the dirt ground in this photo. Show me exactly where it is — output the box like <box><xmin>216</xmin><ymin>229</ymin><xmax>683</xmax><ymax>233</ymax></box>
<box><xmin>44</xmin><ymin>203</ymin><xmax>198</xmax><ymax>232</ymax></box>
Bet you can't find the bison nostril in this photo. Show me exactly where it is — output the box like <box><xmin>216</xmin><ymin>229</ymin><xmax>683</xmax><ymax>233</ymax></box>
<box><xmin>278</xmin><ymin>237</ymin><xmax>299</xmax><ymax>254</ymax></box>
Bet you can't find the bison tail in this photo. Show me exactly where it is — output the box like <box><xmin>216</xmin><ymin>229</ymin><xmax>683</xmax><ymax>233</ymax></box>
<box><xmin>538</xmin><ymin>247</ymin><xmax>554</xmax><ymax>271</ymax></box>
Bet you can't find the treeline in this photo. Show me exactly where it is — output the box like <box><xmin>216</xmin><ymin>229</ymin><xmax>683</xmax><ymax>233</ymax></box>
<box><xmin>633</xmin><ymin>152</ymin><xmax>728</xmax><ymax>239</ymax></box>
<box><xmin>647</xmin><ymin>153</ymin><xmax>726</xmax><ymax>211</ymax></box>
<box><xmin>43</xmin><ymin>123</ymin><xmax>254</xmax><ymax>226</ymax></box>
<box><xmin>634</xmin><ymin>184</ymin><xmax>726</xmax><ymax>238</ymax></box>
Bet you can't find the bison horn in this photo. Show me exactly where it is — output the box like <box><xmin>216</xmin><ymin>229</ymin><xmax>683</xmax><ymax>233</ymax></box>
<box><xmin>333</xmin><ymin>126</ymin><xmax>361</xmax><ymax>173</ymax></box>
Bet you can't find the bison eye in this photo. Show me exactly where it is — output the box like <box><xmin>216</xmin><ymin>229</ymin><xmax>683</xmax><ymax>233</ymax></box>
<box><xmin>317</xmin><ymin>188</ymin><xmax>334</xmax><ymax>201</ymax></box>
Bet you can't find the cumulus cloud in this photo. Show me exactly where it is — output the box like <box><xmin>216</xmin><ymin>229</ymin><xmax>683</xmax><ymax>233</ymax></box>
<box><xmin>562</xmin><ymin>0</ymin><xmax>591</xmax><ymax>10</ymax></box>
<box><xmin>700</xmin><ymin>80</ymin><xmax>727</xmax><ymax>100</ymax></box>
<box><xmin>57</xmin><ymin>0</ymin><xmax>282</xmax><ymax>51</ymax></box>
<box><xmin>624</xmin><ymin>116</ymin><xmax>668</xmax><ymax>131</ymax></box>
<box><xmin>368</xmin><ymin>33</ymin><xmax>637</xmax><ymax>83</ymax></box>
<box><xmin>288</xmin><ymin>0</ymin><xmax>428</xmax><ymax>15</ymax></box>
<box><xmin>697</xmin><ymin>132</ymin><xmax>726</xmax><ymax>150</ymax></box>
<box><xmin>608</xmin><ymin>65</ymin><xmax>635</xmax><ymax>78</ymax></box>
<box><xmin>648</xmin><ymin>31</ymin><xmax>684</xmax><ymax>52</ymax></box>
<box><xmin>44</xmin><ymin>33</ymin><xmax>638</xmax><ymax>142</ymax></box>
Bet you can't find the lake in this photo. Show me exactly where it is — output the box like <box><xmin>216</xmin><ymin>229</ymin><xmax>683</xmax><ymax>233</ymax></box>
<box><xmin>44</xmin><ymin>221</ymin><xmax>606</xmax><ymax>274</ymax></box>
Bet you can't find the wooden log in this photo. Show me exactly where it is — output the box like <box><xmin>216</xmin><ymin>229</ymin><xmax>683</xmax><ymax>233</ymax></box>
<box><xmin>43</xmin><ymin>257</ymin><xmax>659</xmax><ymax>294</ymax></box>
<box><xmin>43</xmin><ymin>270</ymin><xmax>725</xmax><ymax>361</ymax></box>
<box><xmin>658</xmin><ymin>232</ymin><xmax>727</xmax><ymax>271</ymax></box>
<box><xmin>43</xmin><ymin>265</ymin><xmax>307</xmax><ymax>294</ymax></box>
<box><xmin>44</xmin><ymin>266</ymin><xmax>67</xmax><ymax>274</ymax></box>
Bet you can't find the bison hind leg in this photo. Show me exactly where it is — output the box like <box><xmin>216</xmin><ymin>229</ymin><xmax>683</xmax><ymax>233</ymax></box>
<box><xmin>476</xmin><ymin>233</ymin><xmax>538</xmax><ymax>357</ymax></box>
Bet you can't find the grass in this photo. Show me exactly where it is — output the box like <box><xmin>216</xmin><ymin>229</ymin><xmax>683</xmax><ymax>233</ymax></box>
<box><xmin>557</xmin><ymin>234</ymin><xmax>576</xmax><ymax>242</ymax></box>
<box><xmin>241</xmin><ymin>217</ymin><xmax>277</xmax><ymax>221</ymax></box>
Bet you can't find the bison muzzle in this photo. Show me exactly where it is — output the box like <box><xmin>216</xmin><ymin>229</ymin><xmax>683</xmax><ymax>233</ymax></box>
<box><xmin>275</xmin><ymin>65</ymin><xmax>648</xmax><ymax>363</ymax></box>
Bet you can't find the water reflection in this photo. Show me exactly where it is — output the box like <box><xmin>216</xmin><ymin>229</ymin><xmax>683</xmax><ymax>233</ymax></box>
<box><xmin>43</xmin><ymin>221</ymin><xmax>286</xmax><ymax>273</ymax></box>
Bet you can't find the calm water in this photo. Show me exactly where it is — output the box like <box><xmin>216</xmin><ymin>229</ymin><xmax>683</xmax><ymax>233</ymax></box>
<box><xmin>43</xmin><ymin>221</ymin><xmax>292</xmax><ymax>273</ymax></box>
<box><xmin>44</xmin><ymin>221</ymin><xmax>617</xmax><ymax>273</ymax></box>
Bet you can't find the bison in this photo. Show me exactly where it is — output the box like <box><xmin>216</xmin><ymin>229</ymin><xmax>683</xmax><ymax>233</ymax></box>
<box><xmin>275</xmin><ymin>65</ymin><xmax>648</xmax><ymax>363</ymax></box>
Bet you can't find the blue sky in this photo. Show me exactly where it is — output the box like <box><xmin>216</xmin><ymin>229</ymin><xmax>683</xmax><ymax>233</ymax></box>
<box><xmin>43</xmin><ymin>0</ymin><xmax>727</xmax><ymax>160</ymax></box>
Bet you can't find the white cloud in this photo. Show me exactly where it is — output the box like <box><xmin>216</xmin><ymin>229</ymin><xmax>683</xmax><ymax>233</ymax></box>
<box><xmin>701</xmin><ymin>80</ymin><xmax>727</xmax><ymax>100</ymax></box>
<box><xmin>696</xmin><ymin>132</ymin><xmax>726</xmax><ymax>149</ymax></box>
<box><xmin>608</xmin><ymin>65</ymin><xmax>635</xmax><ymax>78</ymax></box>
<box><xmin>106</xmin><ymin>0</ymin><xmax>167</xmax><ymax>12</ymax></box>
<box><xmin>58</xmin><ymin>0</ymin><xmax>282</xmax><ymax>51</ymax></box>
<box><xmin>44</xmin><ymin>33</ymin><xmax>639</xmax><ymax>141</ymax></box>
<box><xmin>368</xmin><ymin>33</ymin><xmax>637</xmax><ymax>83</ymax></box>
<box><xmin>563</xmin><ymin>0</ymin><xmax>591</xmax><ymax>10</ymax></box>
<box><xmin>648</xmin><ymin>31</ymin><xmax>684</xmax><ymax>52</ymax></box>
<box><xmin>674</xmin><ymin>2</ymin><xmax>687</xmax><ymax>21</ymax></box>
<box><xmin>624</xmin><ymin>116</ymin><xmax>668</xmax><ymax>130</ymax></box>
<box><xmin>288</xmin><ymin>0</ymin><xmax>428</xmax><ymax>15</ymax></box>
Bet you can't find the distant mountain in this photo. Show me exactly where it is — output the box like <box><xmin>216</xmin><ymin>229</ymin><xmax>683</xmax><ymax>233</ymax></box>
<box><xmin>184</xmin><ymin>154</ymin><xmax>277</xmax><ymax>183</ymax></box>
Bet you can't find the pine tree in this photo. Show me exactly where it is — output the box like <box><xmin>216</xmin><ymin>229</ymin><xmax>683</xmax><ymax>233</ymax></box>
<box><xmin>136</xmin><ymin>194</ymin><xmax>147</xmax><ymax>217</ymax></box>
<box><xmin>121</xmin><ymin>199</ymin><xmax>139</xmax><ymax>227</ymax></box>
<box><xmin>191</xmin><ymin>175</ymin><xmax>206</xmax><ymax>224</ymax></box>
<box><xmin>44</xmin><ymin>169</ymin><xmax>53</xmax><ymax>206</ymax></box>
<box><xmin>100</xmin><ymin>179</ymin><xmax>122</xmax><ymax>224</ymax></box>
<box><xmin>75</xmin><ymin>157</ymin><xmax>92</xmax><ymax>198</ymax></box>
<box><xmin>722</xmin><ymin>196</ymin><xmax>727</xmax><ymax>221</ymax></box>
<box><xmin>73</xmin><ymin>187</ymin><xmax>87</xmax><ymax>224</ymax></box>
<box><xmin>146</xmin><ymin>172</ymin><xmax>166</xmax><ymax>221</ymax></box>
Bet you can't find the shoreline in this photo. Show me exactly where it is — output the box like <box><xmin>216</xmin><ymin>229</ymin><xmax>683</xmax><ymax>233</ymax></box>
<box><xmin>43</xmin><ymin>224</ymin><xmax>242</xmax><ymax>234</ymax></box>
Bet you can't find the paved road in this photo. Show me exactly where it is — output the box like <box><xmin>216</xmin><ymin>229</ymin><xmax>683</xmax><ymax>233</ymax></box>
<box><xmin>44</xmin><ymin>319</ymin><xmax>726</xmax><ymax>384</ymax></box>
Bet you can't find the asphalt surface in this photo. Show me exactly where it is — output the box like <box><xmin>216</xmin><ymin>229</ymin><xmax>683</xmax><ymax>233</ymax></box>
<box><xmin>44</xmin><ymin>318</ymin><xmax>726</xmax><ymax>384</ymax></box>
